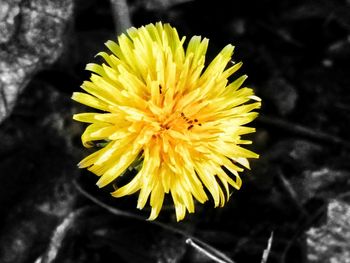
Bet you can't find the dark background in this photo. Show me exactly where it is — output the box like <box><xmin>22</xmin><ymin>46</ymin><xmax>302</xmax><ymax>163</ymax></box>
<box><xmin>1</xmin><ymin>0</ymin><xmax>350</xmax><ymax>262</ymax></box>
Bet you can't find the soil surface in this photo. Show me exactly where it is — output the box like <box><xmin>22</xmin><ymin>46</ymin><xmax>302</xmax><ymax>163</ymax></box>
<box><xmin>1</xmin><ymin>0</ymin><xmax>350</xmax><ymax>263</ymax></box>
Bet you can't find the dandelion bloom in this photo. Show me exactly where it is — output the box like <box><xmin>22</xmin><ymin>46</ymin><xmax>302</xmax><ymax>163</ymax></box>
<box><xmin>72</xmin><ymin>22</ymin><xmax>261</xmax><ymax>221</ymax></box>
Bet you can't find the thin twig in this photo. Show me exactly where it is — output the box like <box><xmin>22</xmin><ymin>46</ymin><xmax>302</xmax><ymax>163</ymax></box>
<box><xmin>258</xmin><ymin>115</ymin><xmax>350</xmax><ymax>149</ymax></box>
<box><xmin>74</xmin><ymin>179</ymin><xmax>148</xmax><ymax>221</ymax></box>
<box><xmin>109</xmin><ymin>0</ymin><xmax>132</xmax><ymax>35</ymax></box>
<box><xmin>261</xmin><ymin>232</ymin><xmax>274</xmax><ymax>263</ymax></box>
<box><xmin>74</xmin><ymin>179</ymin><xmax>236</xmax><ymax>263</ymax></box>
<box><xmin>275</xmin><ymin>168</ymin><xmax>309</xmax><ymax>218</ymax></box>
<box><xmin>38</xmin><ymin>206</ymin><xmax>90</xmax><ymax>263</ymax></box>
<box><xmin>186</xmin><ymin>238</ymin><xmax>235</xmax><ymax>263</ymax></box>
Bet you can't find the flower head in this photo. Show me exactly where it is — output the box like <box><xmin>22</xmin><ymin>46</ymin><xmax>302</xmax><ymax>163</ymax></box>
<box><xmin>72</xmin><ymin>22</ymin><xmax>261</xmax><ymax>221</ymax></box>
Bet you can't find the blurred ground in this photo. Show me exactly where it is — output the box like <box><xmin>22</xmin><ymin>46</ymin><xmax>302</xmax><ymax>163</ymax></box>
<box><xmin>0</xmin><ymin>0</ymin><xmax>350</xmax><ymax>262</ymax></box>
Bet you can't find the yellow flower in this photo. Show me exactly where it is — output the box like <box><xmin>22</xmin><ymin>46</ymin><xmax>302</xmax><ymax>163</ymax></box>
<box><xmin>72</xmin><ymin>22</ymin><xmax>261</xmax><ymax>221</ymax></box>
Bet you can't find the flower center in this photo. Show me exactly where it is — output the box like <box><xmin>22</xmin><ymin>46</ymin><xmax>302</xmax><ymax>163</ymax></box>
<box><xmin>159</xmin><ymin>111</ymin><xmax>202</xmax><ymax>133</ymax></box>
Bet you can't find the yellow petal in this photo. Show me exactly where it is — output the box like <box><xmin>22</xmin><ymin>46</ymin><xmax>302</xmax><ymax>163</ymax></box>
<box><xmin>72</xmin><ymin>92</ymin><xmax>109</xmax><ymax>111</ymax></box>
<box><xmin>148</xmin><ymin>181</ymin><xmax>165</xmax><ymax>220</ymax></box>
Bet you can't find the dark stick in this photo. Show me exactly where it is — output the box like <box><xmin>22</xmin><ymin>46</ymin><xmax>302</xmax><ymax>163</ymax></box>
<box><xmin>109</xmin><ymin>0</ymin><xmax>132</xmax><ymax>35</ymax></box>
<box><xmin>258</xmin><ymin>115</ymin><xmax>350</xmax><ymax>149</ymax></box>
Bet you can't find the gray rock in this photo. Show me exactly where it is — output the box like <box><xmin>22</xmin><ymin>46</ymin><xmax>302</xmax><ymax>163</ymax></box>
<box><xmin>297</xmin><ymin>168</ymin><xmax>350</xmax><ymax>203</ymax></box>
<box><xmin>307</xmin><ymin>199</ymin><xmax>350</xmax><ymax>263</ymax></box>
<box><xmin>264</xmin><ymin>77</ymin><xmax>298</xmax><ymax>116</ymax></box>
<box><xmin>0</xmin><ymin>0</ymin><xmax>20</xmax><ymax>44</ymax></box>
<box><xmin>0</xmin><ymin>0</ymin><xmax>74</xmax><ymax>123</ymax></box>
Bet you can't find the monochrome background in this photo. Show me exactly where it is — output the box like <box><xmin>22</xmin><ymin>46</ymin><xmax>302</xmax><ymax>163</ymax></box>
<box><xmin>0</xmin><ymin>0</ymin><xmax>350</xmax><ymax>262</ymax></box>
